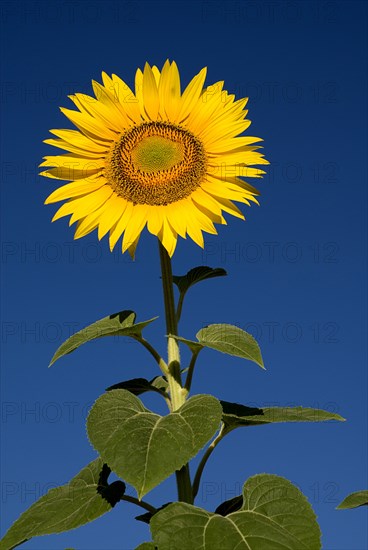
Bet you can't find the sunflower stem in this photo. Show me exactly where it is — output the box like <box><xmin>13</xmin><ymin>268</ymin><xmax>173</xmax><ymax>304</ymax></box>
<box><xmin>158</xmin><ymin>240</ymin><xmax>193</xmax><ymax>504</ymax></box>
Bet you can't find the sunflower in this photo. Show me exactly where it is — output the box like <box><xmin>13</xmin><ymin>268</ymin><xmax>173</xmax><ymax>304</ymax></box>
<box><xmin>40</xmin><ymin>60</ymin><xmax>268</xmax><ymax>257</ymax></box>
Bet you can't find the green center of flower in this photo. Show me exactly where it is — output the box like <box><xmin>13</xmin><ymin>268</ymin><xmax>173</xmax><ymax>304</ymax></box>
<box><xmin>105</xmin><ymin>121</ymin><xmax>207</xmax><ymax>206</ymax></box>
<box><xmin>131</xmin><ymin>136</ymin><xmax>184</xmax><ymax>173</ymax></box>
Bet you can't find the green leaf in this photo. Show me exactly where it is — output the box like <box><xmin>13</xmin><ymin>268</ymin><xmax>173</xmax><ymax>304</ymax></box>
<box><xmin>135</xmin><ymin>544</ymin><xmax>157</xmax><ymax>550</ymax></box>
<box><xmin>150</xmin><ymin>474</ymin><xmax>321</xmax><ymax>550</ymax></box>
<box><xmin>49</xmin><ymin>310</ymin><xmax>157</xmax><ymax>366</ymax></box>
<box><xmin>0</xmin><ymin>459</ymin><xmax>125</xmax><ymax>550</ymax></box>
<box><xmin>174</xmin><ymin>324</ymin><xmax>264</xmax><ymax>368</ymax></box>
<box><xmin>220</xmin><ymin>401</ymin><xmax>346</xmax><ymax>428</ymax></box>
<box><xmin>87</xmin><ymin>390</ymin><xmax>222</xmax><ymax>499</ymax></box>
<box><xmin>106</xmin><ymin>377</ymin><xmax>168</xmax><ymax>397</ymax></box>
<box><xmin>173</xmin><ymin>266</ymin><xmax>227</xmax><ymax>294</ymax></box>
<box><xmin>337</xmin><ymin>490</ymin><xmax>368</xmax><ymax>509</ymax></box>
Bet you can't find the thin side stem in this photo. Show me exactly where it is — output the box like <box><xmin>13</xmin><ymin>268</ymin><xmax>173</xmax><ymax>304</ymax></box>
<box><xmin>184</xmin><ymin>350</ymin><xmax>200</xmax><ymax>393</ymax></box>
<box><xmin>192</xmin><ymin>424</ymin><xmax>229</xmax><ymax>499</ymax></box>
<box><xmin>134</xmin><ymin>335</ymin><xmax>169</xmax><ymax>376</ymax></box>
<box><xmin>121</xmin><ymin>494</ymin><xmax>157</xmax><ymax>514</ymax></box>
<box><xmin>158</xmin><ymin>240</ymin><xmax>193</xmax><ymax>504</ymax></box>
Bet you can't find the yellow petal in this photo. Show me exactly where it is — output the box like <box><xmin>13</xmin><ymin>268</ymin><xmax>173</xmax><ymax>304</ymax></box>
<box><xmin>142</xmin><ymin>63</ymin><xmax>159</xmax><ymax>120</ymax></box>
<box><xmin>209</xmin><ymin>157</ymin><xmax>266</xmax><ymax>179</ymax></box>
<box><xmin>202</xmin><ymin>176</ymin><xmax>252</xmax><ymax>203</ymax></box>
<box><xmin>44</xmin><ymin>138</ymin><xmax>108</xmax><ymax>158</ymax></box>
<box><xmin>127</xmin><ymin>233</ymin><xmax>141</xmax><ymax>259</ymax></box>
<box><xmin>40</xmin><ymin>165</ymin><xmax>102</xmax><ymax>181</ymax></box>
<box><xmin>40</xmin><ymin>154</ymin><xmax>104</xmax><ymax>168</ymax></box>
<box><xmin>193</xmin><ymin>200</ymin><xmax>225</xmax><ymax>226</ymax></box>
<box><xmin>186</xmin><ymin>221</ymin><xmax>204</xmax><ymax>248</ymax></box>
<box><xmin>45</xmin><ymin>176</ymin><xmax>106</xmax><ymax>204</ymax></box>
<box><xmin>209</xmin><ymin>196</ymin><xmax>245</xmax><ymax>219</ymax></box>
<box><xmin>201</xmin><ymin>118</ymin><xmax>251</xmax><ymax>145</ymax></box>
<box><xmin>147</xmin><ymin>206</ymin><xmax>164</xmax><ymax>235</ymax></box>
<box><xmin>71</xmin><ymin>93</ymin><xmax>127</xmax><ymax>133</ymax></box>
<box><xmin>189</xmin><ymin>200</ymin><xmax>218</xmax><ymax>234</ymax></box>
<box><xmin>109</xmin><ymin>201</ymin><xmax>134</xmax><ymax>251</ymax></box>
<box><xmin>217</xmin><ymin>151</ymin><xmax>269</xmax><ymax>167</ymax></box>
<box><xmin>157</xmin><ymin>59</ymin><xmax>170</xmax><ymax>116</ymax></box>
<box><xmin>91</xmin><ymin>81</ymin><xmax>131</xmax><ymax>127</ymax></box>
<box><xmin>60</xmin><ymin>107</ymin><xmax>117</xmax><ymax>141</ymax></box>
<box><xmin>101</xmin><ymin>71</ymin><xmax>113</xmax><ymax>88</ymax></box>
<box><xmin>165</xmin><ymin>202</ymin><xmax>188</xmax><ymax>238</ymax></box>
<box><xmin>74</xmin><ymin>195</ymin><xmax>127</xmax><ymax>241</ymax></box>
<box><xmin>209</xmin><ymin>162</ymin><xmax>268</xmax><ymax>187</ymax></box>
<box><xmin>97</xmin><ymin>195</ymin><xmax>127</xmax><ymax>240</ymax></box>
<box><xmin>185</xmin><ymin>81</ymin><xmax>224</xmax><ymax>134</ymax></box>
<box><xmin>204</xmin><ymin>97</ymin><xmax>248</xmax><ymax>129</ymax></box>
<box><xmin>191</xmin><ymin>188</ymin><xmax>224</xmax><ymax>216</ymax></box>
<box><xmin>135</xmin><ymin>68</ymin><xmax>146</xmax><ymax>120</ymax></box>
<box><xmin>158</xmin><ymin>218</ymin><xmax>177</xmax><ymax>257</ymax></box>
<box><xmin>207</xmin><ymin>136</ymin><xmax>264</xmax><ymax>154</ymax></box>
<box><xmin>159</xmin><ymin>60</ymin><xmax>181</xmax><ymax>121</ymax></box>
<box><xmin>173</xmin><ymin>198</ymin><xmax>204</xmax><ymax>246</ymax></box>
<box><xmin>74</xmin><ymin>205</ymin><xmax>107</xmax><ymax>239</ymax></box>
<box><xmin>205</xmin><ymin>174</ymin><xmax>260</xmax><ymax>196</ymax></box>
<box><xmin>151</xmin><ymin>65</ymin><xmax>161</xmax><ymax>86</ymax></box>
<box><xmin>178</xmin><ymin>67</ymin><xmax>207</xmax><ymax>123</ymax></box>
<box><xmin>122</xmin><ymin>204</ymin><xmax>149</xmax><ymax>253</ymax></box>
<box><xmin>52</xmin><ymin>186</ymin><xmax>113</xmax><ymax>222</ymax></box>
<box><xmin>111</xmin><ymin>74</ymin><xmax>141</xmax><ymax>124</ymax></box>
<box><xmin>49</xmin><ymin>129</ymin><xmax>108</xmax><ymax>150</ymax></box>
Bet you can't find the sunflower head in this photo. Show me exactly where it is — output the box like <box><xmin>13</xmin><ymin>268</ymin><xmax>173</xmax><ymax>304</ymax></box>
<box><xmin>40</xmin><ymin>60</ymin><xmax>268</xmax><ymax>257</ymax></box>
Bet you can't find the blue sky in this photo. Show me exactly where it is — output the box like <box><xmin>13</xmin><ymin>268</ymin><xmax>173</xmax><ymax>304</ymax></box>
<box><xmin>1</xmin><ymin>0</ymin><xmax>367</xmax><ymax>549</ymax></box>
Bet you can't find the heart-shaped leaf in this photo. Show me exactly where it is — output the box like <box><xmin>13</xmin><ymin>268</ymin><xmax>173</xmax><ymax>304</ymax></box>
<box><xmin>337</xmin><ymin>490</ymin><xmax>368</xmax><ymax>509</ymax></box>
<box><xmin>87</xmin><ymin>390</ymin><xmax>222</xmax><ymax>499</ymax></box>
<box><xmin>174</xmin><ymin>324</ymin><xmax>264</xmax><ymax>368</ymax></box>
<box><xmin>49</xmin><ymin>310</ymin><xmax>157</xmax><ymax>366</ymax></box>
<box><xmin>0</xmin><ymin>459</ymin><xmax>125</xmax><ymax>550</ymax></box>
<box><xmin>150</xmin><ymin>474</ymin><xmax>321</xmax><ymax>549</ymax></box>
<box><xmin>173</xmin><ymin>266</ymin><xmax>227</xmax><ymax>294</ymax></box>
<box><xmin>220</xmin><ymin>401</ymin><xmax>346</xmax><ymax>428</ymax></box>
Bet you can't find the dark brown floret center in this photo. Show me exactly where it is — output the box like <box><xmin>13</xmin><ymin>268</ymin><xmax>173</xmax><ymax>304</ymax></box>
<box><xmin>105</xmin><ymin>121</ymin><xmax>206</xmax><ymax>206</ymax></box>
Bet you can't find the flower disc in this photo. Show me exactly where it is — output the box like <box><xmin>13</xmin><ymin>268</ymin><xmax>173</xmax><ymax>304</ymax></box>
<box><xmin>106</xmin><ymin>122</ymin><xmax>206</xmax><ymax>206</ymax></box>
